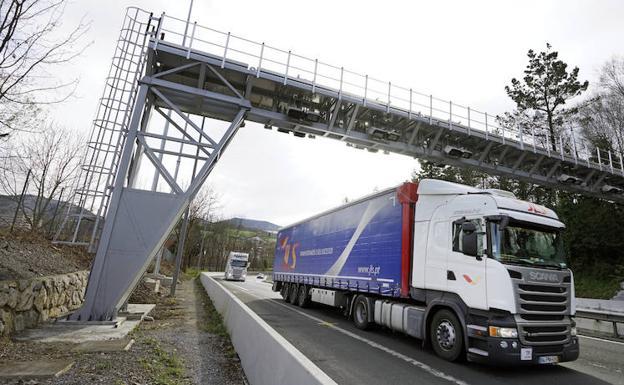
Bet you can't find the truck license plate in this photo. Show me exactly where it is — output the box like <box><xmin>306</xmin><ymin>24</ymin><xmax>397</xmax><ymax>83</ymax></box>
<box><xmin>520</xmin><ymin>347</ymin><xmax>532</xmax><ymax>360</ymax></box>
<box><xmin>538</xmin><ymin>355</ymin><xmax>559</xmax><ymax>364</ymax></box>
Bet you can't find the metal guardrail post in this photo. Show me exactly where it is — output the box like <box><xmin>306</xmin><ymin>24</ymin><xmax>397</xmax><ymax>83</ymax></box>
<box><xmin>429</xmin><ymin>95</ymin><xmax>432</xmax><ymax>124</ymax></box>
<box><xmin>256</xmin><ymin>43</ymin><xmax>264</xmax><ymax>78</ymax></box>
<box><xmin>221</xmin><ymin>32</ymin><xmax>230</xmax><ymax>68</ymax></box>
<box><xmin>283</xmin><ymin>51</ymin><xmax>291</xmax><ymax>85</ymax></box>
<box><xmin>386</xmin><ymin>81</ymin><xmax>391</xmax><ymax>113</ymax></box>
<box><xmin>597</xmin><ymin>147</ymin><xmax>602</xmax><ymax>170</ymax></box>
<box><xmin>338</xmin><ymin>67</ymin><xmax>344</xmax><ymax>99</ymax></box>
<box><xmin>312</xmin><ymin>59</ymin><xmax>318</xmax><ymax>94</ymax></box>
<box><xmin>154</xmin><ymin>12</ymin><xmax>165</xmax><ymax>50</ymax></box>
<box><xmin>449</xmin><ymin>101</ymin><xmax>453</xmax><ymax>130</ymax></box>
<box><xmin>363</xmin><ymin>75</ymin><xmax>368</xmax><ymax>106</ymax></box>
<box><xmin>609</xmin><ymin>150</ymin><xmax>614</xmax><ymax>173</ymax></box>
<box><xmin>485</xmin><ymin>112</ymin><xmax>489</xmax><ymax>140</ymax></box>
<box><xmin>186</xmin><ymin>21</ymin><xmax>196</xmax><ymax>59</ymax></box>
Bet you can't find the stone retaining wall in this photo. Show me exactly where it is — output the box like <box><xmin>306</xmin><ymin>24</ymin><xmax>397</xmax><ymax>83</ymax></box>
<box><xmin>0</xmin><ymin>270</ymin><xmax>89</xmax><ymax>335</ymax></box>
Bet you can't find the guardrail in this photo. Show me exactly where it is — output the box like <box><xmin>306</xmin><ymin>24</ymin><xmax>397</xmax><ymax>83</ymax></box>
<box><xmin>576</xmin><ymin>308</ymin><xmax>624</xmax><ymax>338</ymax></box>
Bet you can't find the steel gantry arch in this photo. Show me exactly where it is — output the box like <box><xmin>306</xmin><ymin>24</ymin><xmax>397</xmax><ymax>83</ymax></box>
<box><xmin>58</xmin><ymin>8</ymin><xmax>624</xmax><ymax>320</ymax></box>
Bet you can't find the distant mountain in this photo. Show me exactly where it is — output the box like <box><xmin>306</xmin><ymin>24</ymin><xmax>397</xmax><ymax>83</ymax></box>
<box><xmin>224</xmin><ymin>217</ymin><xmax>281</xmax><ymax>233</ymax></box>
<box><xmin>0</xmin><ymin>194</ymin><xmax>68</xmax><ymax>227</ymax></box>
<box><xmin>0</xmin><ymin>194</ymin><xmax>98</xmax><ymax>236</ymax></box>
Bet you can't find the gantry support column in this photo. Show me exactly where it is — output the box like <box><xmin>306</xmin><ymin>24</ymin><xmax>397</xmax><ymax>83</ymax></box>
<box><xmin>72</xmin><ymin>78</ymin><xmax>247</xmax><ymax>321</ymax></box>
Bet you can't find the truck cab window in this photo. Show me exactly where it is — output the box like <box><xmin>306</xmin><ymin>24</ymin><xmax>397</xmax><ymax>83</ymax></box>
<box><xmin>452</xmin><ymin>219</ymin><xmax>484</xmax><ymax>256</ymax></box>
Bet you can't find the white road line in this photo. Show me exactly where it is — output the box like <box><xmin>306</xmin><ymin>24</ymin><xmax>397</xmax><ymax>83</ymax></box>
<box><xmin>233</xmin><ymin>285</ymin><xmax>250</xmax><ymax>292</ymax></box>
<box><xmin>579</xmin><ymin>334</ymin><xmax>624</xmax><ymax>346</ymax></box>
<box><xmin>235</xmin><ymin>286</ymin><xmax>470</xmax><ymax>385</ymax></box>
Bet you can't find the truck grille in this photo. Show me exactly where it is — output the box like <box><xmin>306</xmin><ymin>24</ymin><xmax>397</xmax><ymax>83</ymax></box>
<box><xmin>516</xmin><ymin>283</ymin><xmax>569</xmax><ymax>319</ymax></box>
<box><xmin>509</xmin><ymin>267</ymin><xmax>572</xmax><ymax>346</ymax></box>
<box><xmin>520</xmin><ymin>325</ymin><xmax>569</xmax><ymax>344</ymax></box>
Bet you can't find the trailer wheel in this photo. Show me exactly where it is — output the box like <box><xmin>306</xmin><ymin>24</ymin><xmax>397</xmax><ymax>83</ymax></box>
<box><xmin>297</xmin><ymin>285</ymin><xmax>311</xmax><ymax>308</ymax></box>
<box><xmin>280</xmin><ymin>283</ymin><xmax>289</xmax><ymax>300</ymax></box>
<box><xmin>353</xmin><ymin>296</ymin><xmax>372</xmax><ymax>330</ymax></box>
<box><xmin>288</xmin><ymin>284</ymin><xmax>299</xmax><ymax>305</ymax></box>
<box><xmin>430</xmin><ymin>309</ymin><xmax>464</xmax><ymax>362</ymax></box>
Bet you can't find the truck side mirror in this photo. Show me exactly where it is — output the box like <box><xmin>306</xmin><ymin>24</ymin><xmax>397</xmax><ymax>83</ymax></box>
<box><xmin>461</xmin><ymin>223</ymin><xmax>479</xmax><ymax>257</ymax></box>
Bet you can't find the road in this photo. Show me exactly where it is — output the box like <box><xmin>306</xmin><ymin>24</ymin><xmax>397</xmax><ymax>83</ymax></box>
<box><xmin>217</xmin><ymin>277</ymin><xmax>624</xmax><ymax>385</ymax></box>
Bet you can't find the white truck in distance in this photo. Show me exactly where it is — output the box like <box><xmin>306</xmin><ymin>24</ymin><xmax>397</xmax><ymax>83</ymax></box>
<box><xmin>272</xmin><ymin>179</ymin><xmax>579</xmax><ymax>365</ymax></box>
<box><xmin>224</xmin><ymin>252</ymin><xmax>249</xmax><ymax>281</ymax></box>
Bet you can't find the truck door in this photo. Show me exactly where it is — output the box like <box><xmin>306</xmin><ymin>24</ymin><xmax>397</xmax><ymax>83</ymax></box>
<box><xmin>447</xmin><ymin>217</ymin><xmax>487</xmax><ymax>310</ymax></box>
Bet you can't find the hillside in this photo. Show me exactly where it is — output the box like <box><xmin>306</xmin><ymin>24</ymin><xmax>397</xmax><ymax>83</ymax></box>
<box><xmin>222</xmin><ymin>217</ymin><xmax>280</xmax><ymax>233</ymax></box>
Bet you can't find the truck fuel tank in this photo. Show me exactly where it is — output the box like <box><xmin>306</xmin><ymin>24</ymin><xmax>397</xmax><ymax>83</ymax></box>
<box><xmin>374</xmin><ymin>300</ymin><xmax>425</xmax><ymax>339</ymax></box>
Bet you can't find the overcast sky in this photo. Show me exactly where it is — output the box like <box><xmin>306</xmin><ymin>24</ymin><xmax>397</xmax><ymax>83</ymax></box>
<box><xmin>53</xmin><ymin>0</ymin><xmax>624</xmax><ymax>226</ymax></box>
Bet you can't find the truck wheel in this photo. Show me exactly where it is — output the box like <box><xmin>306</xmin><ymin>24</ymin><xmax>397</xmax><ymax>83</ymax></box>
<box><xmin>353</xmin><ymin>296</ymin><xmax>372</xmax><ymax>330</ymax></box>
<box><xmin>430</xmin><ymin>309</ymin><xmax>464</xmax><ymax>362</ymax></box>
<box><xmin>280</xmin><ymin>283</ymin><xmax>289</xmax><ymax>300</ymax></box>
<box><xmin>297</xmin><ymin>285</ymin><xmax>311</xmax><ymax>308</ymax></box>
<box><xmin>288</xmin><ymin>284</ymin><xmax>299</xmax><ymax>305</ymax></box>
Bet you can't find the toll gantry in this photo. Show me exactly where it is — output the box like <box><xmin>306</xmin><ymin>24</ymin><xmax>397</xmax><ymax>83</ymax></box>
<box><xmin>55</xmin><ymin>8</ymin><xmax>624</xmax><ymax>320</ymax></box>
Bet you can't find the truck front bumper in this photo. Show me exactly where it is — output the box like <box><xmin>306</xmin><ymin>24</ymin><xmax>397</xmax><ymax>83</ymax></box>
<box><xmin>467</xmin><ymin>336</ymin><xmax>579</xmax><ymax>365</ymax></box>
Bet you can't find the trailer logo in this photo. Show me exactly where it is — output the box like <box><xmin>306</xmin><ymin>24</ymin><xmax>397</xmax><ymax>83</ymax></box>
<box><xmin>279</xmin><ymin>236</ymin><xmax>299</xmax><ymax>270</ymax></box>
<box><xmin>462</xmin><ymin>274</ymin><xmax>482</xmax><ymax>285</ymax></box>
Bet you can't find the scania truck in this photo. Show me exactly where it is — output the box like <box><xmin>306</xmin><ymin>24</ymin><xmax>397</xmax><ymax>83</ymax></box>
<box><xmin>224</xmin><ymin>252</ymin><xmax>249</xmax><ymax>281</ymax></box>
<box><xmin>272</xmin><ymin>179</ymin><xmax>579</xmax><ymax>365</ymax></box>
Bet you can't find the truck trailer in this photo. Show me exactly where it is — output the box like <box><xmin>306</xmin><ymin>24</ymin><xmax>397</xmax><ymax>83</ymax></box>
<box><xmin>272</xmin><ymin>179</ymin><xmax>579</xmax><ymax>365</ymax></box>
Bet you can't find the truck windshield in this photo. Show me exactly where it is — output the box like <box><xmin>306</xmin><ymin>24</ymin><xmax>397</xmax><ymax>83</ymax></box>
<box><xmin>490</xmin><ymin>220</ymin><xmax>567</xmax><ymax>269</ymax></box>
<box><xmin>230</xmin><ymin>260</ymin><xmax>247</xmax><ymax>267</ymax></box>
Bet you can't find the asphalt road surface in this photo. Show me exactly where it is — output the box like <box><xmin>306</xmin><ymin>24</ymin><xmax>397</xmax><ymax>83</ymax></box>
<box><xmin>217</xmin><ymin>277</ymin><xmax>624</xmax><ymax>385</ymax></box>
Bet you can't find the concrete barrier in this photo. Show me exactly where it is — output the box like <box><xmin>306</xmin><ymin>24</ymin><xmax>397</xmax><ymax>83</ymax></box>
<box><xmin>200</xmin><ymin>273</ymin><xmax>337</xmax><ymax>385</ymax></box>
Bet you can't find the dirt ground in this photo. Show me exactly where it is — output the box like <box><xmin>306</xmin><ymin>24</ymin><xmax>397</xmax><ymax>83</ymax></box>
<box><xmin>0</xmin><ymin>230</ymin><xmax>91</xmax><ymax>281</ymax></box>
<box><xmin>0</xmin><ymin>278</ymin><xmax>247</xmax><ymax>384</ymax></box>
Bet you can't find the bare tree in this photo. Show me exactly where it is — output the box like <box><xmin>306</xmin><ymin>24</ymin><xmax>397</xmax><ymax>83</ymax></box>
<box><xmin>0</xmin><ymin>0</ymin><xmax>90</xmax><ymax>139</ymax></box>
<box><xmin>0</xmin><ymin>124</ymin><xmax>82</xmax><ymax>231</ymax></box>
<box><xmin>579</xmin><ymin>57</ymin><xmax>624</xmax><ymax>156</ymax></box>
<box><xmin>176</xmin><ymin>185</ymin><xmax>221</xmax><ymax>269</ymax></box>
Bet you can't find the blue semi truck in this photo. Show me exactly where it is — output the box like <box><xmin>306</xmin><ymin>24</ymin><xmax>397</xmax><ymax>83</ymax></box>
<box><xmin>272</xmin><ymin>179</ymin><xmax>579</xmax><ymax>365</ymax></box>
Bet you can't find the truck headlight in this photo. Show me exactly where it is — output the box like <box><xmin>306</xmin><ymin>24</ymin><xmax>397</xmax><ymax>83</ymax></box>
<box><xmin>571</xmin><ymin>326</ymin><xmax>577</xmax><ymax>336</ymax></box>
<box><xmin>489</xmin><ymin>326</ymin><xmax>518</xmax><ymax>338</ymax></box>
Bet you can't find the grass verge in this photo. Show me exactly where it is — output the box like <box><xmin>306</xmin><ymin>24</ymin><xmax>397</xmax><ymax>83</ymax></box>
<box><xmin>138</xmin><ymin>336</ymin><xmax>186</xmax><ymax>385</ymax></box>
<box><xmin>194</xmin><ymin>278</ymin><xmax>237</xmax><ymax>358</ymax></box>
<box><xmin>184</xmin><ymin>267</ymin><xmax>202</xmax><ymax>279</ymax></box>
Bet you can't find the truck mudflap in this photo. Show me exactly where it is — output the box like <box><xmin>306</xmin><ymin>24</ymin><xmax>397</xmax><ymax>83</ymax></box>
<box><xmin>467</xmin><ymin>336</ymin><xmax>579</xmax><ymax>365</ymax></box>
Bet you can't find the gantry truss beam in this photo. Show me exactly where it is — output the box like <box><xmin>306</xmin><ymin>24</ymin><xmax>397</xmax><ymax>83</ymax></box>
<box><xmin>150</xmin><ymin>39</ymin><xmax>624</xmax><ymax>202</ymax></box>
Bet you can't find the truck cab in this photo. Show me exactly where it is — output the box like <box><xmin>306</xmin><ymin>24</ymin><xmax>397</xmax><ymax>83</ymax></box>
<box><xmin>412</xmin><ymin>180</ymin><xmax>578</xmax><ymax>364</ymax></box>
<box><xmin>224</xmin><ymin>252</ymin><xmax>249</xmax><ymax>281</ymax></box>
